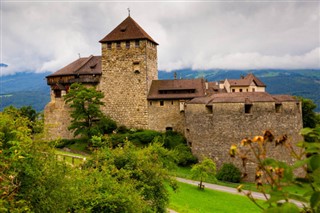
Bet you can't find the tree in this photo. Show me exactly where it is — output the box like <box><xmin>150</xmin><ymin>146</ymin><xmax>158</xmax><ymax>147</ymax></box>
<box><xmin>298</xmin><ymin>97</ymin><xmax>320</xmax><ymax>128</ymax></box>
<box><xmin>191</xmin><ymin>157</ymin><xmax>216</xmax><ymax>189</ymax></box>
<box><xmin>64</xmin><ymin>83</ymin><xmax>109</xmax><ymax>138</ymax></box>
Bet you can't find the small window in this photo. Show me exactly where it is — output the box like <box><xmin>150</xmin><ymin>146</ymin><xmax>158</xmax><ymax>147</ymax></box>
<box><xmin>134</xmin><ymin>70</ymin><xmax>140</xmax><ymax>74</ymax></box>
<box><xmin>160</xmin><ymin>100</ymin><xmax>164</xmax><ymax>106</ymax></box>
<box><xmin>135</xmin><ymin>40</ymin><xmax>139</xmax><ymax>48</ymax></box>
<box><xmin>275</xmin><ymin>103</ymin><xmax>282</xmax><ymax>113</ymax></box>
<box><xmin>206</xmin><ymin>105</ymin><xmax>213</xmax><ymax>114</ymax></box>
<box><xmin>188</xmin><ymin>141</ymin><xmax>192</xmax><ymax>147</ymax></box>
<box><xmin>54</xmin><ymin>90</ymin><xmax>61</xmax><ymax>98</ymax></box>
<box><xmin>126</xmin><ymin>41</ymin><xmax>130</xmax><ymax>49</ymax></box>
<box><xmin>117</xmin><ymin>42</ymin><xmax>121</xmax><ymax>49</ymax></box>
<box><xmin>166</xmin><ymin>127</ymin><xmax>173</xmax><ymax>131</ymax></box>
<box><xmin>246</xmin><ymin>89</ymin><xmax>248</xmax><ymax>92</ymax></box>
<box><xmin>252</xmin><ymin>88</ymin><xmax>255</xmax><ymax>92</ymax></box>
<box><xmin>149</xmin><ymin>101</ymin><xmax>152</xmax><ymax>106</ymax></box>
<box><xmin>296</xmin><ymin>102</ymin><xmax>301</xmax><ymax>113</ymax></box>
<box><xmin>171</xmin><ymin>101</ymin><xmax>174</xmax><ymax>105</ymax></box>
<box><xmin>107</xmin><ymin>42</ymin><xmax>112</xmax><ymax>49</ymax></box>
<box><xmin>240</xmin><ymin>89</ymin><xmax>243</xmax><ymax>92</ymax></box>
<box><xmin>245</xmin><ymin>104</ymin><xmax>252</xmax><ymax>114</ymax></box>
<box><xmin>232</xmin><ymin>89</ymin><xmax>235</xmax><ymax>92</ymax></box>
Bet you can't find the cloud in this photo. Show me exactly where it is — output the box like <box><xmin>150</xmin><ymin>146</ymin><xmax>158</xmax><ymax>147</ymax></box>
<box><xmin>1</xmin><ymin>1</ymin><xmax>319</xmax><ymax>75</ymax></box>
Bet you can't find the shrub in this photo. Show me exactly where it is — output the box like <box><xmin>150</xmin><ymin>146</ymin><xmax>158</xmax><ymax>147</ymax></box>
<box><xmin>174</xmin><ymin>144</ymin><xmax>198</xmax><ymax>166</ymax></box>
<box><xmin>98</xmin><ymin>116</ymin><xmax>117</xmax><ymax>134</ymax></box>
<box><xmin>216</xmin><ymin>163</ymin><xmax>241</xmax><ymax>183</ymax></box>
<box><xmin>129</xmin><ymin>130</ymin><xmax>162</xmax><ymax>144</ymax></box>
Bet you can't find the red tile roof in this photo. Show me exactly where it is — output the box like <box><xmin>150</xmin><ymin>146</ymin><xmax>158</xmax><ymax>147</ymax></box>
<box><xmin>99</xmin><ymin>16</ymin><xmax>158</xmax><ymax>45</ymax></box>
<box><xmin>227</xmin><ymin>73</ymin><xmax>266</xmax><ymax>87</ymax></box>
<box><xmin>46</xmin><ymin>55</ymin><xmax>101</xmax><ymax>78</ymax></box>
<box><xmin>189</xmin><ymin>92</ymin><xmax>298</xmax><ymax>105</ymax></box>
<box><xmin>148</xmin><ymin>79</ymin><xmax>206</xmax><ymax>100</ymax></box>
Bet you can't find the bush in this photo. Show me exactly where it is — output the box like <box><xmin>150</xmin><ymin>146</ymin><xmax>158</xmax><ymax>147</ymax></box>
<box><xmin>216</xmin><ymin>163</ymin><xmax>241</xmax><ymax>183</ymax></box>
<box><xmin>98</xmin><ymin>116</ymin><xmax>117</xmax><ymax>134</ymax></box>
<box><xmin>174</xmin><ymin>144</ymin><xmax>198</xmax><ymax>166</ymax></box>
<box><xmin>129</xmin><ymin>130</ymin><xmax>162</xmax><ymax>145</ymax></box>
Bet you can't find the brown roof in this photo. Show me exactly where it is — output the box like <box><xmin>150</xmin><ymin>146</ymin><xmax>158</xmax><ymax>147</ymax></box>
<box><xmin>189</xmin><ymin>92</ymin><xmax>277</xmax><ymax>104</ymax></box>
<box><xmin>46</xmin><ymin>55</ymin><xmax>101</xmax><ymax>78</ymax></box>
<box><xmin>148</xmin><ymin>79</ymin><xmax>206</xmax><ymax>100</ymax></box>
<box><xmin>272</xmin><ymin>95</ymin><xmax>299</xmax><ymax>103</ymax></box>
<box><xmin>99</xmin><ymin>16</ymin><xmax>158</xmax><ymax>45</ymax></box>
<box><xmin>227</xmin><ymin>73</ymin><xmax>266</xmax><ymax>87</ymax></box>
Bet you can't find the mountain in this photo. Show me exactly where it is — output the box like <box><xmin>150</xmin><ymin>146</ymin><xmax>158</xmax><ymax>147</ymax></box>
<box><xmin>0</xmin><ymin>72</ymin><xmax>50</xmax><ymax>112</ymax></box>
<box><xmin>0</xmin><ymin>69</ymin><xmax>319</xmax><ymax>112</ymax></box>
<box><xmin>0</xmin><ymin>63</ymin><xmax>8</xmax><ymax>67</ymax></box>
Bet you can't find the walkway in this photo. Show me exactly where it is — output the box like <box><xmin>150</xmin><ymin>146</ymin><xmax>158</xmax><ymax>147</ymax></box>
<box><xmin>176</xmin><ymin>177</ymin><xmax>306</xmax><ymax>208</ymax></box>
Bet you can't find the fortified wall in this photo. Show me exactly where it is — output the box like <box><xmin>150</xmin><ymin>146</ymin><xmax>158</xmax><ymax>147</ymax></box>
<box><xmin>184</xmin><ymin>94</ymin><xmax>303</xmax><ymax>180</ymax></box>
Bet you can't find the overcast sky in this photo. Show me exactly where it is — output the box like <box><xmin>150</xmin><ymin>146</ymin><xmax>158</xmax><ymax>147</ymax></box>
<box><xmin>1</xmin><ymin>1</ymin><xmax>319</xmax><ymax>75</ymax></box>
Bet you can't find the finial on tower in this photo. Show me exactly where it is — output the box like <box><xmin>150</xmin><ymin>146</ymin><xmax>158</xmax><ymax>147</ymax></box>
<box><xmin>127</xmin><ymin>8</ymin><xmax>130</xmax><ymax>17</ymax></box>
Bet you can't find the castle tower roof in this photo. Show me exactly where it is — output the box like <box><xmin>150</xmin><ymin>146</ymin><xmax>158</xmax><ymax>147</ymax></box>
<box><xmin>99</xmin><ymin>16</ymin><xmax>158</xmax><ymax>45</ymax></box>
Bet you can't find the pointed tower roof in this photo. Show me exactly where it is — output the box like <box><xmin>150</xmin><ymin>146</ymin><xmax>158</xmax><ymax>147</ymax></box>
<box><xmin>99</xmin><ymin>16</ymin><xmax>158</xmax><ymax>45</ymax></box>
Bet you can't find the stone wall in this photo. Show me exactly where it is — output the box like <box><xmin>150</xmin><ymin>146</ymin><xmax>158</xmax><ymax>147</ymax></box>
<box><xmin>148</xmin><ymin>100</ymin><xmax>185</xmax><ymax>133</ymax></box>
<box><xmin>44</xmin><ymin>93</ymin><xmax>73</xmax><ymax>140</ymax></box>
<box><xmin>100</xmin><ymin>40</ymin><xmax>157</xmax><ymax>129</ymax></box>
<box><xmin>185</xmin><ymin>101</ymin><xmax>303</xmax><ymax>181</ymax></box>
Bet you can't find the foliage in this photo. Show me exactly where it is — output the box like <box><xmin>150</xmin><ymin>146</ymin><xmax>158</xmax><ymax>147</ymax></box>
<box><xmin>191</xmin><ymin>157</ymin><xmax>216</xmax><ymax>189</ymax></box>
<box><xmin>216</xmin><ymin>163</ymin><xmax>242</xmax><ymax>183</ymax></box>
<box><xmin>82</xmin><ymin>140</ymin><xmax>177</xmax><ymax>212</ymax></box>
<box><xmin>298</xmin><ymin>97</ymin><xmax>320</xmax><ymax>128</ymax></box>
<box><xmin>230</xmin><ymin>128</ymin><xmax>320</xmax><ymax>212</ymax></box>
<box><xmin>64</xmin><ymin>83</ymin><xmax>109</xmax><ymax>138</ymax></box>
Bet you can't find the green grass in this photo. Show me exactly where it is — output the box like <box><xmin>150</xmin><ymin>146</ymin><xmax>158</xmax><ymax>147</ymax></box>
<box><xmin>172</xmin><ymin>166</ymin><xmax>310</xmax><ymax>198</ymax></box>
<box><xmin>168</xmin><ymin>182</ymin><xmax>265</xmax><ymax>213</ymax></box>
<box><xmin>55</xmin><ymin>149</ymin><xmax>88</xmax><ymax>166</ymax></box>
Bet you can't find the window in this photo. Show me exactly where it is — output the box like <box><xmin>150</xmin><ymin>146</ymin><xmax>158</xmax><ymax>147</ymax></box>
<box><xmin>245</xmin><ymin>104</ymin><xmax>252</xmax><ymax>113</ymax></box>
<box><xmin>126</xmin><ymin>41</ymin><xmax>130</xmax><ymax>49</ymax></box>
<box><xmin>166</xmin><ymin>127</ymin><xmax>173</xmax><ymax>131</ymax></box>
<box><xmin>252</xmin><ymin>88</ymin><xmax>255</xmax><ymax>92</ymax></box>
<box><xmin>116</xmin><ymin>42</ymin><xmax>121</xmax><ymax>49</ymax></box>
<box><xmin>149</xmin><ymin>101</ymin><xmax>152</xmax><ymax>106</ymax></box>
<box><xmin>160</xmin><ymin>100</ymin><xmax>164</xmax><ymax>106</ymax></box>
<box><xmin>206</xmin><ymin>105</ymin><xmax>213</xmax><ymax>114</ymax></box>
<box><xmin>240</xmin><ymin>89</ymin><xmax>243</xmax><ymax>92</ymax></box>
<box><xmin>107</xmin><ymin>42</ymin><xmax>112</xmax><ymax>49</ymax></box>
<box><xmin>54</xmin><ymin>90</ymin><xmax>61</xmax><ymax>98</ymax></box>
<box><xmin>171</xmin><ymin>100</ymin><xmax>174</xmax><ymax>105</ymax></box>
<box><xmin>232</xmin><ymin>89</ymin><xmax>235</xmax><ymax>92</ymax></box>
<box><xmin>135</xmin><ymin>40</ymin><xmax>139</xmax><ymax>48</ymax></box>
<box><xmin>275</xmin><ymin>103</ymin><xmax>282</xmax><ymax>113</ymax></box>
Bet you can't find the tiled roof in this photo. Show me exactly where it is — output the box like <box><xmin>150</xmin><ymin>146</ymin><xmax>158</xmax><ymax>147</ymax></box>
<box><xmin>189</xmin><ymin>92</ymin><xmax>285</xmax><ymax>104</ymax></box>
<box><xmin>227</xmin><ymin>73</ymin><xmax>266</xmax><ymax>87</ymax></box>
<box><xmin>99</xmin><ymin>16</ymin><xmax>158</xmax><ymax>45</ymax></box>
<box><xmin>46</xmin><ymin>55</ymin><xmax>101</xmax><ymax>78</ymax></box>
<box><xmin>272</xmin><ymin>95</ymin><xmax>299</xmax><ymax>103</ymax></box>
<box><xmin>148</xmin><ymin>79</ymin><xmax>206</xmax><ymax>100</ymax></box>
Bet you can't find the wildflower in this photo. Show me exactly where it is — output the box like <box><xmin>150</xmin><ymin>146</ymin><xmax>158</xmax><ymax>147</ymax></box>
<box><xmin>275</xmin><ymin>134</ymin><xmax>288</xmax><ymax>146</ymax></box>
<box><xmin>263</xmin><ymin>130</ymin><xmax>274</xmax><ymax>142</ymax></box>
<box><xmin>240</xmin><ymin>138</ymin><xmax>252</xmax><ymax>146</ymax></box>
<box><xmin>252</xmin><ymin>136</ymin><xmax>264</xmax><ymax>143</ymax></box>
<box><xmin>237</xmin><ymin>184</ymin><xmax>243</xmax><ymax>192</ymax></box>
<box><xmin>229</xmin><ymin>144</ymin><xmax>237</xmax><ymax>158</ymax></box>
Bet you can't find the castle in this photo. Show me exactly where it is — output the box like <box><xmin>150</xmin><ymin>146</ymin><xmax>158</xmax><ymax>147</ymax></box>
<box><xmin>44</xmin><ymin>16</ymin><xmax>303</xmax><ymax>173</ymax></box>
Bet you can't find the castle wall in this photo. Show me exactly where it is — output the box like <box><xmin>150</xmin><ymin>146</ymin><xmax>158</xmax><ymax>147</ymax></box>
<box><xmin>185</xmin><ymin>101</ymin><xmax>303</xmax><ymax>181</ymax></box>
<box><xmin>100</xmin><ymin>40</ymin><xmax>157</xmax><ymax>129</ymax></box>
<box><xmin>148</xmin><ymin>100</ymin><xmax>185</xmax><ymax>133</ymax></box>
<box><xmin>44</xmin><ymin>92</ymin><xmax>73</xmax><ymax>140</ymax></box>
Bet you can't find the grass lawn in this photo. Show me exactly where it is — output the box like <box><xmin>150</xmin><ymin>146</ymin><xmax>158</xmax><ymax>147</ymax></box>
<box><xmin>172</xmin><ymin>166</ymin><xmax>311</xmax><ymax>199</ymax></box>
<box><xmin>168</xmin><ymin>182</ymin><xmax>265</xmax><ymax>213</ymax></box>
<box><xmin>55</xmin><ymin>149</ymin><xmax>88</xmax><ymax>166</ymax></box>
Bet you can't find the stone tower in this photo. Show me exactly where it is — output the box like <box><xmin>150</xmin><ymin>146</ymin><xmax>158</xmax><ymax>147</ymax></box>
<box><xmin>99</xmin><ymin>16</ymin><xmax>158</xmax><ymax>129</ymax></box>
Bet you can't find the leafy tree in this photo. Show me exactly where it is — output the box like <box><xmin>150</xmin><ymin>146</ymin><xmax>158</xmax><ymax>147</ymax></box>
<box><xmin>298</xmin><ymin>97</ymin><xmax>320</xmax><ymax>128</ymax></box>
<box><xmin>231</xmin><ymin>129</ymin><xmax>320</xmax><ymax>212</ymax></box>
<box><xmin>191</xmin><ymin>157</ymin><xmax>216</xmax><ymax>189</ymax></box>
<box><xmin>64</xmin><ymin>83</ymin><xmax>111</xmax><ymax>138</ymax></box>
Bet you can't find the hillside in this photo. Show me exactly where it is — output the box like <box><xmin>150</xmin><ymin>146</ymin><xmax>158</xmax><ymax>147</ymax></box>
<box><xmin>0</xmin><ymin>69</ymin><xmax>319</xmax><ymax>112</ymax></box>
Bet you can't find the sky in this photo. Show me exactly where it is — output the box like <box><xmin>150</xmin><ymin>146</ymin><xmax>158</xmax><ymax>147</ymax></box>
<box><xmin>1</xmin><ymin>1</ymin><xmax>319</xmax><ymax>75</ymax></box>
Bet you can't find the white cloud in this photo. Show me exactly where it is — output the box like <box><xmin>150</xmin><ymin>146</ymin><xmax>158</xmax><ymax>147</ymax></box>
<box><xmin>1</xmin><ymin>1</ymin><xmax>319</xmax><ymax>75</ymax></box>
